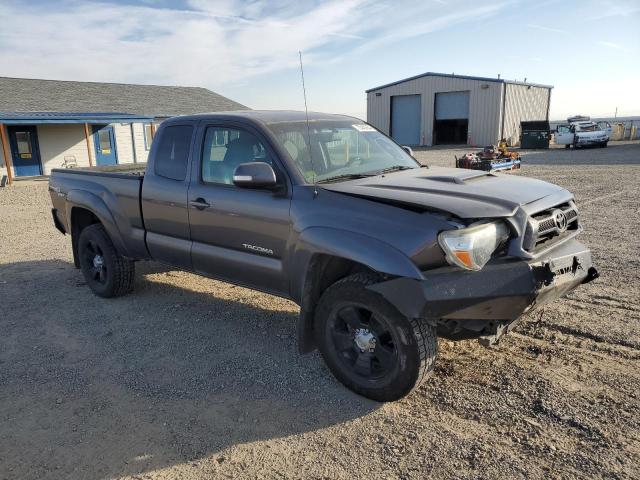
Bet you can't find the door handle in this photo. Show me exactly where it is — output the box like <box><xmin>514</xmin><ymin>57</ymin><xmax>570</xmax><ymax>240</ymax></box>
<box><xmin>189</xmin><ymin>198</ymin><xmax>211</xmax><ymax>210</ymax></box>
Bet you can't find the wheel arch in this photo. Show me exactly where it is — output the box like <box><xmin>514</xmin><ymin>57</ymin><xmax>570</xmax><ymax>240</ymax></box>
<box><xmin>66</xmin><ymin>190</ymin><xmax>128</xmax><ymax>268</ymax></box>
<box><xmin>291</xmin><ymin>227</ymin><xmax>423</xmax><ymax>354</ymax></box>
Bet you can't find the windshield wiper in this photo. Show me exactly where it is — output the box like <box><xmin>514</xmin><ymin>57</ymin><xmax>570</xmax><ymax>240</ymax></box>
<box><xmin>373</xmin><ymin>165</ymin><xmax>416</xmax><ymax>175</ymax></box>
<box><xmin>316</xmin><ymin>173</ymin><xmax>375</xmax><ymax>184</ymax></box>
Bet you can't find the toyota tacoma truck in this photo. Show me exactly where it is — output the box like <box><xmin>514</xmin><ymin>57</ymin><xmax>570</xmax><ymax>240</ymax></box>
<box><xmin>49</xmin><ymin>111</ymin><xmax>598</xmax><ymax>401</ymax></box>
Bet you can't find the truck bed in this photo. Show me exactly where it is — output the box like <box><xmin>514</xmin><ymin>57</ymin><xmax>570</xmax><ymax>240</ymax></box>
<box><xmin>49</xmin><ymin>165</ymin><xmax>149</xmax><ymax>261</ymax></box>
<box><xmin>52</xmin><ymin>163</ymin><xmax>147</xmax><ymax>176</ymax></box>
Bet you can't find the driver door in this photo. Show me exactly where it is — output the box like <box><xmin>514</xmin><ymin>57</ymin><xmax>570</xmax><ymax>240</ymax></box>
<box><xmin>555</xmin><ymin>125</ymin><xmax>574</xmax><ymax>145</ymax></box>
<box><xmin>188</xmin><ymin>123</ymin><xmax>291</xmax><ymax>296</ymax></box>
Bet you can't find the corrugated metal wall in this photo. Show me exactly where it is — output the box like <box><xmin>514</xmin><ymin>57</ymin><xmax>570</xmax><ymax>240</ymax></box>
<box><xmin>367</xmin><ymin>76</ymin><xmax>503</xmax><ymax>146</ymax></box>
<box><xmin>502</xmin><ymin>84</ymin><xmax>550</xmax><ymax>146</ymax></box>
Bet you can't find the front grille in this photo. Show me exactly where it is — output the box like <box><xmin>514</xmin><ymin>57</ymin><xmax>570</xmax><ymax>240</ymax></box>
<box><xmin>523</xmin><ymin>201</ymin><xmax>579</xmax><ymax>252</ymax></box>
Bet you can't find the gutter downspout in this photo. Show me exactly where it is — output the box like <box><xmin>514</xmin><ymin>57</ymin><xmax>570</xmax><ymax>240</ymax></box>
<box><xmin>500</xmin><ymin>82</ymin><xmax>507</xmax><ymax>141</ymax></box>
<box><xmin>130</xmin><ymin>123</ymin><xmax>137</xmax><ymax>164</ymax></box>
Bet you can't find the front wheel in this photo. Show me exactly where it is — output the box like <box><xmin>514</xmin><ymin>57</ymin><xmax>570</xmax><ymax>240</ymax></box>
<box><xmin>314</xmin><ymin>273</ymin><xmax>437</xmax><ymax>402</ymax></box>
<box><xmin>78</xmin><ymin>224</ymin><xmax>135</xmax><ymax>298</ymax></box>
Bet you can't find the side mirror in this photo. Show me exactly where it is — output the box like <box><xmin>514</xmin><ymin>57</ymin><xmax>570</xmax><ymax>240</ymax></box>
<box><xmin>233</xmin><ymin>162</ymin><xmax>277</xmax><ymax>189</ymax></box>
<box><xmin>401</xmin><ymin>146</ymin><xmax>414</xmax><ymax>157</ymax></box>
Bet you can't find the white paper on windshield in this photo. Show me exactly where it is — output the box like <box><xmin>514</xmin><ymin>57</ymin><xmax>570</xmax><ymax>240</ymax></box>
<box><xmin>352</xmin><ymin>124</ymin><xmax>376</xmax><ymax>132</ymax></box>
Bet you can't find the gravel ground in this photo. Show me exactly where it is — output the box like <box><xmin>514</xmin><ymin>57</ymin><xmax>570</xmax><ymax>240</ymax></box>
<box><xmin>1</xmin><ymin>142</ymin><xmax>639</xmax><ymax>480</ymax></box>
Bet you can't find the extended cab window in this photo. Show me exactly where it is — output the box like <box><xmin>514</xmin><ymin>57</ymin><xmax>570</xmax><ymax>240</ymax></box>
<box><xmin>201</xmin><ymin>127</ymin><xmax>272</xmax><ymax>185</ymax></box>
<box><xmin>154</xmin><ymin>125</ymin><xmax>193</xmax><ymax>181</ymax></box>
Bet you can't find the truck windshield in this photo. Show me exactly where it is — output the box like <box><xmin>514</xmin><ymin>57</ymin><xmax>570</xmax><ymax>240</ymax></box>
<box><xmin>266</xmin><ymin>120</ymin><xmax>419</xmax><ymax>183</ymax></box>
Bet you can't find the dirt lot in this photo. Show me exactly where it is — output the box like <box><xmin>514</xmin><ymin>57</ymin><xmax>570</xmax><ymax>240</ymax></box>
<box><xmin>1</xmin><ymin>142</ymin><xmax>639</xmax><ymax>480</ymax></box>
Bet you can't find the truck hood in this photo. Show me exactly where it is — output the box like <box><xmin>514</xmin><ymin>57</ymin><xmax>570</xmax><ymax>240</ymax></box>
<box><xmin>320</xmin><ymin>166</ymin><xmax>571</xmax><ymax>219</ymax></box>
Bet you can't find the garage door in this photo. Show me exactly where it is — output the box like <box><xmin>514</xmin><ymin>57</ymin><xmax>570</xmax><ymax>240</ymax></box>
<box><xmin>435</xmin><ymin>91</ymin><xmax>470</xmax><ymax>120</ymax></box>
<box><xmin>391</xmin><ymin>95</ymin><xmax>421</xmax><ymax>146</ymax></box>
<box><xmin>434</xmin><ymin>91</ymin><xmax>469</xmax><ymax>145</ymax></box>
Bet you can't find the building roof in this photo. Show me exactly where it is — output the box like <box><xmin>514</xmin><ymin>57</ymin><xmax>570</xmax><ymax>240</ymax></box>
<box><xmin>0</xmin><ymin>77</ymin><xmax>248</xmax><ymax>118</ymax></box>
<box><xmin>0</xmin><ymin>111</ymin><xmax>153</xmax><ymax>125</ymax></box>
<box><xmin>366</xmin><ymin>72</ymin><xmax>553</xmax><ymax>93</ymax></box>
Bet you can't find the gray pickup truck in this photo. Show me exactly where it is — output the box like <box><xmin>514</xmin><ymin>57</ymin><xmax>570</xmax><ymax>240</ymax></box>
<box><xmin>49</xmin><ymin>111</ymin><xmax>598</xmax><ymax>401</ymax></box>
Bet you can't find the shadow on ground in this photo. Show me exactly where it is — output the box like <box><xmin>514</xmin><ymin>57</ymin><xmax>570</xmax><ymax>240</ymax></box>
<box><xmin>0</xmin><ymin>260</ymin><xmax>378</xmax><ymax>480</ymax></box>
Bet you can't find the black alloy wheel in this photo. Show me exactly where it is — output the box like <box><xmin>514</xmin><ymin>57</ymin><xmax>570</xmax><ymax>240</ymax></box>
<box><xmin>328</xmin><ymin>304</ymin><xmax>398</xmax><ymax>381</ymax></box>
<box><xmin>78</xmin><ymin>223</ymin><xmax>135</xmax><ymax>298</ymax></box>
<box><xmin>315</xmin><ymin>272</ymin><xmax>437</xmax><ymax>402</ymax></box>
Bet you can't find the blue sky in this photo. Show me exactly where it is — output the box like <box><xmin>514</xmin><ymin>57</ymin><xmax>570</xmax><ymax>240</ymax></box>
<box><xmin>0</xmin><ymin>0</ymin><xmax>638</xmax><ymax>120</ymax></box>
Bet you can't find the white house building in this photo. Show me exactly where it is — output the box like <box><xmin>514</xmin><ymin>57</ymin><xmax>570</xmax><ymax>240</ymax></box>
<box><xmin>0</xmin><ymin>77</ymin><xmax>246</xmax><ymax>184</ymax></box>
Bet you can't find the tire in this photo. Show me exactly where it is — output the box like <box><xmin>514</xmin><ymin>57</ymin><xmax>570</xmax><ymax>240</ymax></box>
<box><xmin>78</xmin><ymin>223</ymin><xmax>135</xmax><ymax>298</ymax></box>
<box><xmin>600</xmin><ymin>142</ymin><xmax>608</xmax><ymax>148</ymax></box>
<box><xmin>314</xmin><ymin>272</ymin><xmax>437</xmax><ymax>402</ymax></box>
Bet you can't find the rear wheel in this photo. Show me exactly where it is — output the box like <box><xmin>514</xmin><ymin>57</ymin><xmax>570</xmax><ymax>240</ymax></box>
<box><xmin>314</xmin><ymin>273</ymin><xmax>437</xmax><ymax>402</ymax></box>
<box><xmin>78</xmin><ymin>224</ymin><xmax>135</xmax><ymax>298</ymax></box>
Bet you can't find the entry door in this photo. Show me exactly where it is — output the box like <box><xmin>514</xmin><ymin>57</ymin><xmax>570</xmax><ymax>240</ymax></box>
<box><xmin>391</xmin><ymin>95</ymin><xmax>421</xmax><ymax>146</ymax></box>
<box><xmin>188</xmin><ymin>124</ymin><xmax>291</xmax><ymax>295</ymax></box>
<box><xmin>92</xmin><ymin>125</ymin><xmax>118</xmax><ymax>165</ymax></box>
<box><xmin>8</xmin><ymin>126</ymin><xmax>42</xmax><ymax>177</ymax></box>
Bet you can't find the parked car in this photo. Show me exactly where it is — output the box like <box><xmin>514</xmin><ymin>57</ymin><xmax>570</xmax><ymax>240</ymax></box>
<box><xmin>49</xmin><ymin>111</ymin><xmax>598</xmax><ymax>401</ymax></box>
<box><xmin>555</xmin><ymin>118</ymin><xmax>609</xmax><ymax>148</ymax></box>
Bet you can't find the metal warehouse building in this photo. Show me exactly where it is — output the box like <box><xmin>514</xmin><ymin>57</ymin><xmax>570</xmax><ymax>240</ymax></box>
<box><xmin>366</xmin><ymin>72</ymin><xmax>552</xmax><ymax>147</ymax></box>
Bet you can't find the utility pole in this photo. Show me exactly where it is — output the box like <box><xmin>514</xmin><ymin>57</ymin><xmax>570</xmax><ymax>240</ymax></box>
<box><xmin>614</xmin><ymin>107</ymin><xmax>618</xmax><ymax>119</ymax></box>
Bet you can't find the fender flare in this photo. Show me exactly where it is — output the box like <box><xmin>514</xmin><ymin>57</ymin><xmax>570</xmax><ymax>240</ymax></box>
<box><xmin>65</xmin><ymin>189</ymin><xmax>129</xmax><ymax>257</ymax></box>
<box><xmin>290</xmin><ymin>226</ymin><xmax>423</xmax><ymax>353</ymax></box>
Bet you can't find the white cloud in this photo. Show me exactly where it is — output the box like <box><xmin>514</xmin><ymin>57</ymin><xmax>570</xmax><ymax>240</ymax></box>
<box><xmin>526</xmin><ymin>23</ymin><xmax>566</xmax><ymax>34</ymax></box>
<box><xmin>0</xmin><ymin>0</ymin><xmax>370</xmax><ymax>86</ymax></box>
<box><xmin>597</xmin><ymin>40</ymin><xmax>623</xmax><ymax>49</ymax></box>
<box><xmin>0</xmin><ymin>0</ymin><xmax>510</xmax><ymax>91</ymax></box>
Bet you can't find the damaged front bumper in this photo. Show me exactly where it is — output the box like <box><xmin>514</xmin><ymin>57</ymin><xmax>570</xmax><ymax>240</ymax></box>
<box><xmin>368</xmin><ymin>239</ymin><xmax>598</xmax><ymax>346</ymax></box>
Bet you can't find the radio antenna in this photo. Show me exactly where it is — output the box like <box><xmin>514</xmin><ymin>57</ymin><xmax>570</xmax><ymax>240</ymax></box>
<box><xmin>299</xmin><ymin>50</ymin><xmax>317</xmax><ymax>193</ymax></box>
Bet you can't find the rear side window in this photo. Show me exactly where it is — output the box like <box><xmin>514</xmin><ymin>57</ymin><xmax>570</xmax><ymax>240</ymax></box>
<box><xmin>154</xmin><ymin>125</ymin><xmax>193</xmax><ymax>181</ymax></box>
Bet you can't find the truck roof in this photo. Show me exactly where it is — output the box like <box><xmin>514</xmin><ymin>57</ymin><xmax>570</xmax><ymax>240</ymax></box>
<box><xmin>162</xmin><ymin>110</ymin><xmax>361</xmax><ymax>125</ymax></box>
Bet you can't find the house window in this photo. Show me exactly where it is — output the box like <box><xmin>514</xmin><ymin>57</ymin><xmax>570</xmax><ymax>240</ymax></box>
<box><xmin>144</xmin><ymin>123</ymin><xmax>154</xmax><ymax>150</ymax></box>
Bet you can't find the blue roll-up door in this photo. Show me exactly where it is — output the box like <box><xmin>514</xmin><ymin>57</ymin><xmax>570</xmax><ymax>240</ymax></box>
<box><xmin>435</xmin><ymin>91</ymin><xmax>470</xmax><ymax>120</ymax></box>
<box><xmin>391</xmin><ymin>95</ymin><xmax>421</xmax><ymax>146</ymax></box>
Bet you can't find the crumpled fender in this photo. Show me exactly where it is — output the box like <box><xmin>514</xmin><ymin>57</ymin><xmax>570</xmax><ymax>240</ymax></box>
<box><xmin>290</xmin><ymin>226</ymin><xmax>423</xmax><ymax>302</ymax></box>
<box><xmin>65</xmin><ymin>189</ymin><xmax>129</xmax><ymax>256</ymax></box>
<box><xmin>290</xmin><ymin>226</ymin><xmax>423</xmax><ymax>354</ymax></box>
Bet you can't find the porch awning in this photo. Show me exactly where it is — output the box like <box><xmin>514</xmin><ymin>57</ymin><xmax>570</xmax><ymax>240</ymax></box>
<box><xmin>0</xmin><ymin>111</ymin><xmax>154</xmax><ymax>124</ymax></box>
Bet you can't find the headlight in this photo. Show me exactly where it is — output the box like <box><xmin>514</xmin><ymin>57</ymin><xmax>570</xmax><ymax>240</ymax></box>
<box><xmin>438</xmin><ymin>221</ymin><xmax>510</xmax><ymax>271</ymax></box>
